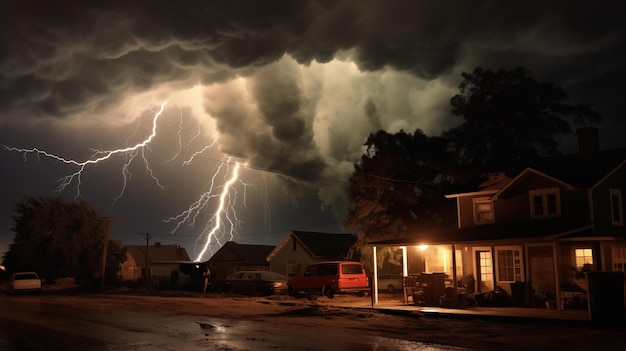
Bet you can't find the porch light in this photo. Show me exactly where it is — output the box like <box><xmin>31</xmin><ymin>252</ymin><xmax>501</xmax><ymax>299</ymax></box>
<box><xmin>418</xmin><ymin>245</ymin><xmax>428</xmax><ymax>251</ymax></box>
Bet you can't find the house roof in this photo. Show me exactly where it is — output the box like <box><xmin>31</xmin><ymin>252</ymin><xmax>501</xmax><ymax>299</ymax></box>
<box><xmin>125</xmin><ymin>243</ymin><xmax>191</xmax><ymax>264</ymax></box>
<box><xmin>267</xmin><ymin>231</ymin><xmax>357</xmax><ymax>260</ymax></box>
<box><xmin>528</xmin><ymin>147</ymin><xmax>626</xmax><ymax>188</ymax></box>
<box><xmin>370</xmin><ymin>223</ymin><xmax>598</xmax><ymax>247</ymax></box>
<box><xmin>446</xmin><ymin>147</ymin><xmax>626</xmax><ymax>198</ymax></box>
<box><xmin>207</xmin><ymin>241</ymin><xmax>275</xmax><ymax>265</ymax></box>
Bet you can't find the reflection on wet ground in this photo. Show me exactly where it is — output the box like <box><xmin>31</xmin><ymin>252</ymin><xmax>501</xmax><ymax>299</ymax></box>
<box><xmin>195</xmin><ymin>317</ymin><xmax>470</xmax><ymax>351</ymax></box>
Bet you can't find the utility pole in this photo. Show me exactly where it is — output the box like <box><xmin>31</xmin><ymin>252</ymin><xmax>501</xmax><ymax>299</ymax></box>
<box><xmin>142</xmin><ymin>232</ymin><xmax>151</xmax><ymax>280</ymax></box>
<box><xmin>98</xmin><ymin>216</ymin><xmax>125</xmax><ymax>290</ymax></box>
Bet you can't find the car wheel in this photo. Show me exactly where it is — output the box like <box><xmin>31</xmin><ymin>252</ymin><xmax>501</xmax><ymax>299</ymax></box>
<box><xmin>323</xmin><ymin>286</ymin><xmax>334</xmax><ymax>299</ymax></box>
<box><xmin>288</xmin><ymin>285</ymin><xmax>299</xmax><ymax>298</ymax></box>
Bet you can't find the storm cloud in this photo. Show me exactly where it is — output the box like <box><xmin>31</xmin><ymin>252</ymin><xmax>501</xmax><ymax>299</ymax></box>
<box><xmin>2</xmin><ymin>0</ymin><xmax>625</xmax><ymax>255</ymax></box>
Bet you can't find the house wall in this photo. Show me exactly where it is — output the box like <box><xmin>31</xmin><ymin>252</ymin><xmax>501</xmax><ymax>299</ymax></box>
<box><xmin>208</xmin><ymin>246</ymin><xmax>269</xmax><ymax>280</ymax></box>
<box><xmin>269</xmin><ymin>236</ymin><xmax>315</xmax><ymax>277</ymax></box>
<box><xmin>151</xmin><ymin>263</ymin><xmax>185</xmax><ymax>278</ymax></box>
<box><xmin>592</xmin><ymin>163</ymin><xmax>626</xmax><ymax>236</ymax></box>
<box><xmin>458</xmin><ymin>174</ymin><xmax>592</xmax><ymax>231</ymax></box>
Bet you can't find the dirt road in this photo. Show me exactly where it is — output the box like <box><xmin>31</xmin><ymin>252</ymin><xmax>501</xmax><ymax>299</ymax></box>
<box><xmin>0</xmin><ymin>292</ymin><xmax>624</xmax><ymax>350</ymax></box>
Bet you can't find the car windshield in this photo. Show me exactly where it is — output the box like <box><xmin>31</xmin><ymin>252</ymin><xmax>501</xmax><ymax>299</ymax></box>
<box><xmin>14</xmin><ymin>273</ymin><xmax>38</xmax><ymax>280</ymax></box>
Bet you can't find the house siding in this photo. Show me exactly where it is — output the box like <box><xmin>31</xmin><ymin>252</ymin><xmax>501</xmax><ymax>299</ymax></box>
<box><xmin>269</xmin><ymin>236</ymin><xmax>314</xmax><ymax>277</ymax></box>
<box><xmin>592</xmin><ymin>163</ymin><xmax>626</xmax><ymax>236</ymax></box>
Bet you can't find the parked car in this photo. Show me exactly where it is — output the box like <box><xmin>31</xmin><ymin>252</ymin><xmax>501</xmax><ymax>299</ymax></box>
<box><xmin>287</xmin><ymin>261</ymin><xmax>369</xmax><ymax>299</ymax></box>
<box><xmin>214</xmin><ymin>271</ymin><xmax>288</xmax><ymax>296</ymax></box>
<box><xmin>8</xmin><ymin>272</ymin><xmax>42</xmax><ymax>295</ymax></box>
<box><xmin>377</xmin><ymin>274</ymin><xmax>403</xmax><ymax>293</ymax></box>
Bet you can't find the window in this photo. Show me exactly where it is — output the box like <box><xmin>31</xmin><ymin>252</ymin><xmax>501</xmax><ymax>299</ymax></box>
<box><xmin>573</xmin><ymin>248</ymin><xmax>594</xmax><ymax>279</ymax></box>
<box><xmin>287</xmin><ymin>262</ymin><xmax>297</xmax><ymax>277</ymax></box>
<box><xmin>610</xmin><ymin>189</ymin><xmax>623</xmax><ymax>226</ymax></box>
<box><xmin>473</xmin><ymin>197</ymin><xmax>494</xmax><ymax>225</ymax></box>
<box><xmin>479</xmin><ymin>251</ymin><xmax>493</xmax><ymax>284</ymax></box>
<box><xmin>496</xmin><ymin>247</ymin><xmax>523</xmax><ymax>282</ymax></box>
<box><xmin>613</xmin><ymin>246</ymin><xmax>626</xmax><ymax>272</ymax></box>
<box><xmin>529</xmin><ymin>188</ymin><xmax>561</xmax><ymax>219</ymax></box>
<box><xmin>575</xmin><ymin>248</ymin><xmax>593</xmax><ymax>268</ymax></box>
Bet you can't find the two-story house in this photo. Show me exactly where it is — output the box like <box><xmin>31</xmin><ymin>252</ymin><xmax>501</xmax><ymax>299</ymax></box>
<box><xmin>370</xmin><ymin>127</ymin><xmax>626</xmax><ymax>313</ymax></box>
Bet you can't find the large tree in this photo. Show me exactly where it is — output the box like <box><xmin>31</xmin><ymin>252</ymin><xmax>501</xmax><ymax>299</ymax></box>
<box><xmin>2</xmin><ymin>196</ymin><xmax>125</xmax><ymax>284</ymax></box>
<box><xmin>445</xmin><ymin>66</ymin><xmax>602</xmax><ymax>177</ymax></box>
<box><xmin>345</xmin><ymin>67</ymin><xmax>602</xmax><ymax>266</ymax></box>
<box><xmin>343</xmin><ymin>129</ymin><xmax>457</xmax><ymax>268</ymax></box>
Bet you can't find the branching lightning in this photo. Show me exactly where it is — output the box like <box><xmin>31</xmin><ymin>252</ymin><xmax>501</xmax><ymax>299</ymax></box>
<box><xmin>166</xmin><ymin>156</ymin><xmax>248</xmax><ymax>261</ymax></box>
<box><xmin>4</xmin><ymin>102</ymin><xmax>168</xmax><ymax>201</ymax></box>
<box><xmin>4</xmin><ymin>101</ymin><xmax>249</xmax><ymax>262</ymax></box>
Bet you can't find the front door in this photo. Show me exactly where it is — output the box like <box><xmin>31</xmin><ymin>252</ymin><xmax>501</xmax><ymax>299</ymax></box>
<box><xmin>474</xmin><ymin>249</ymin><xmax>494</xmax><ymax>293</ymax></box>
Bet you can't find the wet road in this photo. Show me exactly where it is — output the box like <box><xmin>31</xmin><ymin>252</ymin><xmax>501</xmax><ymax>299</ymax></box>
<box><xmin>0</xmin><ymin>294</ymin><xmax>467</xmax><ymax>351</ymax></box>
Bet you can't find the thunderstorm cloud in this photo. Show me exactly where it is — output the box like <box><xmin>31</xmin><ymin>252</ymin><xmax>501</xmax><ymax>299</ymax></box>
<box><xmin>1</xmin><ymin>0</ymin><xmax>625</xmax><ymax>254</ymax></box>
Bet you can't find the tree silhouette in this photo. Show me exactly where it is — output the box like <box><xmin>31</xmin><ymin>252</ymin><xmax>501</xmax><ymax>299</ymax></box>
<box><xmin>445</xmin><ymin>66</ymin><xmax>602</xmax><ymax>177</ymax></box>
<box><xmin>2</xmin><ymin>196</ymin><xmax>125</xmax><ymax>284</ymax></box>
<box><xmin>343</xmin><ymin>129</ymin><xmax>456</xmax><ymax>268</ymax></box>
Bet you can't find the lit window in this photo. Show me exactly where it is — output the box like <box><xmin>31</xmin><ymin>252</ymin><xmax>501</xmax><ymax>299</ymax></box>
<box><xmin>473</xmin><ymin>198</ymin><xmax>494</xmax><ymax>225</ymax></box>
<box><xmin>479</xmin><ymin>251</ymin><xmax>493</xmax><ymax>283</ymax></box>
<box><xmin>610</xmin><ymin>189</ymin><xmax>623</xmax><ymax>226</ymax></box>
<box><xmin>529</xmin><ymin>188</ymin><xmax>561</xmax><ymax>219</ymax></box>
<box><xmin>575</xmin><ymin>248</ymin><xmax>593</xmax><ymax>270</ymax></box>
<box><xmin>496</xmin><ymin>248</ymin><xmax>523</xmax><ymax>282</ymax></box>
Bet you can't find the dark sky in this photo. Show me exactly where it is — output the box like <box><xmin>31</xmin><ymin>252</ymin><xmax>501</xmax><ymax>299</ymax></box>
<box><xmin>1</xmin><ymin>0</ymin><xmax>625</xmax><ymax>261</ymax></box>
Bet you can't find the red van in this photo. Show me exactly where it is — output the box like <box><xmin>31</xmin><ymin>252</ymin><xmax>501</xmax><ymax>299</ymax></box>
<box><xmin>287</xmin><ymin>261</ymin><xmax>369</xmax><ymax>298</ymax></box>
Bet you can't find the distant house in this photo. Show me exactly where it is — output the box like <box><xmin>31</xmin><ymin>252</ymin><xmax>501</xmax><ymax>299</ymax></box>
<box><xmin>371</xmin><ymin>127</ymin><xmax>626</xmax><ymax>314</ymax></box>
<box><xmin>121</xmin><ymin>242</ymin><xmax>191</xmax><ymax>281</ymax></box>
<box><xmin>267</xmin><ymin>231</ymin><xmax>358</xmax><ymax>277</ymax></box>
<box><xmin>206</xmin><ymin>241</ymin><xmax>275</xmax><ymax>281</ymax></box>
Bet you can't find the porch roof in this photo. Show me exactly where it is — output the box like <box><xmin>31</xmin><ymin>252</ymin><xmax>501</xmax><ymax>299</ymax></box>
<box><xmin>369</xmin><ymin>224</ymin><xmax>597</xmax><ymax>247</ymax></box>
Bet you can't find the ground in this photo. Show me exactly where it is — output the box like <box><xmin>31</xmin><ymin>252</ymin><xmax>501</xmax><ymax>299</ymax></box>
<box><xmin>1</xmin><ymin>280</ymin><xmax>625</xmax><ymax>350</ymax></box>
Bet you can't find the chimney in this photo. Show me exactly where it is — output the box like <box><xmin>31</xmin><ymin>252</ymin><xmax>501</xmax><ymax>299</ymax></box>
<box><xmin>577</xmin><ymin>127</ymin><xmax>599</xmax><ymax>160</ymax></box>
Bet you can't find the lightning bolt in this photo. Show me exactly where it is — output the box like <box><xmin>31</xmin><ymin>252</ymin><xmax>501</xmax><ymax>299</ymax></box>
<box><xmin>4</xmin><ymin>101</ymin><xmax>169</xmax><ymax>202</ymax></box>
<box><xmin>4</xmin><ymin>101</ymin><xmax>250</xmax><ymax>262</ymax></box>
<box><xmin>165</xmin><ymin>155</ymin><xmax>249</xmax><ymax>262</ymax></box>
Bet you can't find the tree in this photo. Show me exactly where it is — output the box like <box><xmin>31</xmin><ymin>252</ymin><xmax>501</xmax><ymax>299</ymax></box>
<box><xmin>343</xmin><ymin>129</ymin><xmax>457</xmax><ymax>269</ymax></box>
<box><xmin>344</xmin><ymin>67</ymin><xmax>603</xmax><ymax>268</ymax></box>
<box><xmin>445</xmin><ymin>66</ymin><xmax>602</xmax><ymax>177</ymax></box>
<box><xmin>2</xmin><ymin>196</ymin><xmax>126</xmax><ymax>284</ymax></box>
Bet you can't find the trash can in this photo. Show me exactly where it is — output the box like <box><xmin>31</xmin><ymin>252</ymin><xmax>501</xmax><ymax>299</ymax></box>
<box><xmin>510</xmin><ymin>281</ymin><xmax>527</xmax><ymax>307</ymax></box>
<box><xmin>586</xmin><ymin>271</ymin><xmax>625</xmax><ymax>325</ymax></box>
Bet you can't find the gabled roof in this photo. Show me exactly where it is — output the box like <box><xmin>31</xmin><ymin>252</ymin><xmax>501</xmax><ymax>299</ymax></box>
<box><xmin>208</xmin><ymin>241</ymin><xmax>275</xmax><ymax>265</ymax></box>
<box><xmin>447</xmin><ymin>147</ymin><xmax>626</xmax><ymax>198</ymax></box>
<box><xmin>125</xmin><ymin>243</ymin><xmax>190</xmax><ymax>264</ymax></box>
<box><xmin>493</xmin><ymin>167</ymin><xmax>575</xmax><ymax>200</ymax></box>
<box><xmin>267</xmin><ymin>231</ymin><xmax>357</xmax><ymax>260</ymax></box>
<box><xmin>527</xmin><ymin>147</ymin><xmax>626</xmax><ymax>188</ymax></box>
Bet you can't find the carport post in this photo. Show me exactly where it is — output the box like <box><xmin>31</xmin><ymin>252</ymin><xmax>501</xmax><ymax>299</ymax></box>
<box><xmin>372</xmin><ymin>246</ymin><xmax>378</xmax><ymax>305</ymax></box>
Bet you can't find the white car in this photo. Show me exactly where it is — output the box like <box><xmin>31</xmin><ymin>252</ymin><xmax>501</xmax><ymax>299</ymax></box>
<box><xmin>8</xmin><ymin>272</ymin><xmax>42</xmax><ymax>295</ymax></box>
<box><xmin>378</xmin><ymin>274</ymin><xmax>403</xmax><ymax>293</ymax></box>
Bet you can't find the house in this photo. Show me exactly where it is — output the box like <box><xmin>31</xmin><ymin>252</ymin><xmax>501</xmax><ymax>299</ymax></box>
<box><xmin>120</xmin><ymin>242</ymin><xmax>191</xmax><ymax>281</ymax></box>
<box><xmin>370</xmin><ymin>127</ymin><xmax>626</xmax><ymax>315</ymax></box>
<box><xmin>267</xmin><ymin>230</ymin><xmax>358</xmax><ymax>277</ymax></box>
<box><xmin>205</xmin><ymin>241</ymin><xmax>275</xmax><ymax>281</ymax></box>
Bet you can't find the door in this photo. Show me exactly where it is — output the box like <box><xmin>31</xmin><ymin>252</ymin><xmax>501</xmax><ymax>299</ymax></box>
<box><xmin>474</xmin><ymin>249</ymin><xmax>494</xmax><ymax>293</ymax></box>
